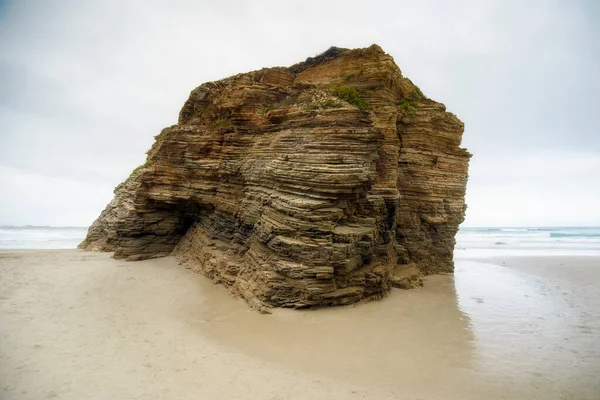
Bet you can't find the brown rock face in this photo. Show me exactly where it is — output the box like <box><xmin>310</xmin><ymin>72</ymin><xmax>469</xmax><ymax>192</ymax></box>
<box><xmin>80</xmin><ymin>45</ymin><xmax>471</xmax><ymax>311</ymax></box>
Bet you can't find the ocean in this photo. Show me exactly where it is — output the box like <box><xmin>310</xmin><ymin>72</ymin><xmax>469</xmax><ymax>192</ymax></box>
<box><xmin>1</xmin><ymin>226</ymin><xmax>600</xmax><ymax>257</ymax></box>
<box><xmin>0</xmin><ymin>226</ymin><xmax>89</xmax><ymax>249</ymax></box>
<box><xmin>456</xmin><ymin>226</ymin><xmax>600</xmax><ymax>257</ymax></box>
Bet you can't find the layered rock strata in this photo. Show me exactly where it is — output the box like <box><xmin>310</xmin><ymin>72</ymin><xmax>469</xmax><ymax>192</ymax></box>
<box><xmin>80</xmin><ymin>44</ymin><xmax>471</xmax><ymax>310</ymax></box>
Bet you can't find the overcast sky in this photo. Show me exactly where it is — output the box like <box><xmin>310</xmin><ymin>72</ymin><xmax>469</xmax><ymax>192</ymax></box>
<box><xmin>0</xmin><ymin>0</ymin><xmax>598</xmax><ymax>227</ymax></box>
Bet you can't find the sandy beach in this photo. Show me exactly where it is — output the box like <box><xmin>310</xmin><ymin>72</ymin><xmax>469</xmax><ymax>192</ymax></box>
<box><xmin>1</xmin><ymin>250</ymin><xmax>599</xmax><ymax>400</ymax></box>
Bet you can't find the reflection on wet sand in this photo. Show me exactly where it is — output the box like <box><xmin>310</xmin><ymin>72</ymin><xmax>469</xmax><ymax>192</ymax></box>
<box><xmin>455</xmin><ymin>259</ymin><xmax>600</xmax><ymax>399</ymax></box>
<box><xmin>185</xmin><ymin>269</ymin><xmax>479</xmax><ymax>395</ymax></box>
<box><xmin>187</xmin><ymin>258</ymin><xmax>600</xmax><ymax>399</ymax></box>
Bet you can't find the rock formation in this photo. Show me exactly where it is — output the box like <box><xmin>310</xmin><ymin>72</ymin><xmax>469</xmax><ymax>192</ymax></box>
<box><xmin>80</xmin><ymin>44</ymin><xmax>471</xmax><ymax>311</ymax></box>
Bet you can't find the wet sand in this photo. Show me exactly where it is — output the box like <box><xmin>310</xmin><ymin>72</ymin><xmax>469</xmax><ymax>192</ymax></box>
<box><xmin>1</xmin><ymin>250</ymin><xmax>598</xmax><ymax>399</ymax></box>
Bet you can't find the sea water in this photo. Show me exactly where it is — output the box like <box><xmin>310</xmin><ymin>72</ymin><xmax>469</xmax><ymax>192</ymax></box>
<box><xmin>0</xmin><ymin>226</ymin><xmax>88</xmax><ymax>249</ymax></box>
<box><xmin>2</xmin><ymin>225</ymin><xmax>600</xmax><ymax>257</ymax></box>
<box><xmin>456</xmin><ymin>226</ymin><xmax>600</xmax><ymax>257</ymax></box>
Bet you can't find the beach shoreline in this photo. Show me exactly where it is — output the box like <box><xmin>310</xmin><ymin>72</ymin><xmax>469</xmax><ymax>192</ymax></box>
<box><xmin>1</xmin><ymin>250</ymin><xmax>598</xmax><ymax>399</ymax></box>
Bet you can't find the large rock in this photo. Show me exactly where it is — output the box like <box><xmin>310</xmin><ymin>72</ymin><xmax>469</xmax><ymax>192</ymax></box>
<box><xmin>80</xmin><ymin>44</ymin><xmax>471</xmax><ymax>311</ymax></box>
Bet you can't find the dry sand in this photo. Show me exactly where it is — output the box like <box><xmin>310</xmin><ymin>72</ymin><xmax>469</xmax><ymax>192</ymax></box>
<box><xmin>1</xmin><ymin>250</ymin><xmax>599</xmax><ymax>400</ymax></box>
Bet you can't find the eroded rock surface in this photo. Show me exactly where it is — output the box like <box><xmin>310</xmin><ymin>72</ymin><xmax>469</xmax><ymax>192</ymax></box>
<box><xmin>80</xmin><ymin>45</ymin><xmax>471</xmax><ymax>310</ymax></box>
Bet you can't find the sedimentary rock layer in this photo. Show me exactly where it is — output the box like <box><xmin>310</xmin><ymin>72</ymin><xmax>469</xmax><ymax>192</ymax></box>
<box><xmin>80</xmin><ymin>44</ymin><xmax>471</xmax><ymax>310</ymax></box>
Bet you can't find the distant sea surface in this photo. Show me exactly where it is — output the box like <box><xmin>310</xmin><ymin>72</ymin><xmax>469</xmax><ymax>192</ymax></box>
<box><xmin>0</xmin><ymin>226</ymin><xmax>88</xmax><ymax>249</ymax></box>
<box><xmin>456</xmin><ymin>226</ymin><xmax>600</xmax><ymax>257</ymax></box>
<box><xmin>1</xmin><ymin>226</ymin><xmax>600</xmax><ymax>257</ymax></box>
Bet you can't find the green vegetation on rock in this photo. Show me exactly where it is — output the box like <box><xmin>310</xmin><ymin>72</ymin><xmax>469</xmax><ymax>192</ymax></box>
<box><xmin>397</xmin><ymin>82</ymin><xmax>428</xmax><ymax>114</ymax></box>
<box><xmin>331</xmin><ymin>86</ymin><xmax>368</xmax><ymax>110</ymax></box>
<box><xmin>405</xmin><ymin>78</ymin><xmax>427</xmax><ymax>100</ymax></box>
<box><xmin>397</xmin><ymin>98</ymin><xmax>418</xmax><ymax>114</ymax></box>
<box><xmin>413</xmin><ymin>85</ymin><xmax>426</xmax><ymax>100</ymax></box>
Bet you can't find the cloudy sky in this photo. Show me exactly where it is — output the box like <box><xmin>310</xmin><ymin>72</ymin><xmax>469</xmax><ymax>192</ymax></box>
<box><xmin>0</xmin><ymin>0</ymin><xmax>598</xmax><ymax>227</ymax></box>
